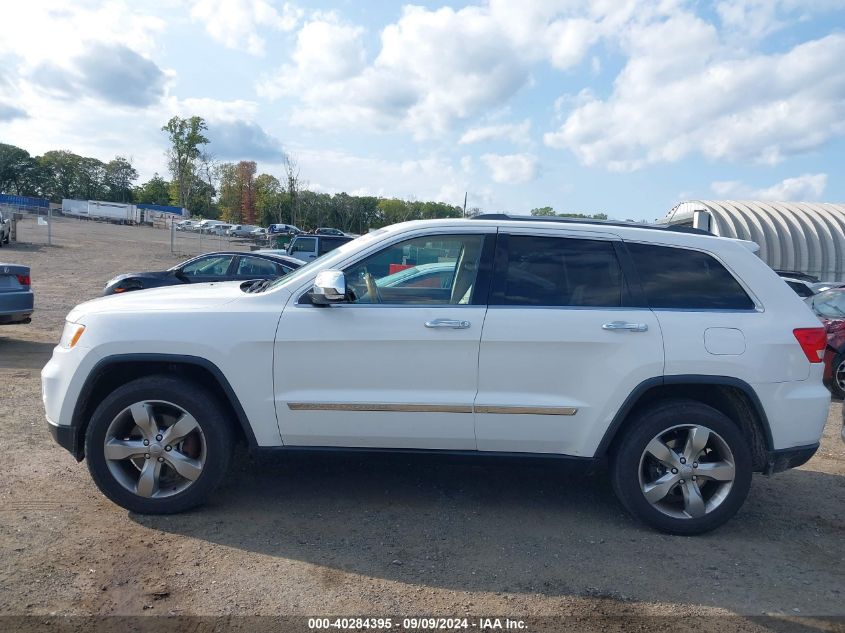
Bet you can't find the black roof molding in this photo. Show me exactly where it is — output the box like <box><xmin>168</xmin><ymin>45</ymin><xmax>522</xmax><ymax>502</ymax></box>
<box><xmin>471</xmin><ymin>213</ymin><xmax>713</xmax><ymax>236</ymax></box>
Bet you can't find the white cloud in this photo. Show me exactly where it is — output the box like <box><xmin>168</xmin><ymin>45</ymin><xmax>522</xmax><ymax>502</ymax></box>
<box><xmin>190</xmin><ymin>0</ymin><xmax>301</xmax><ymax>55</ymax></box>
<box><xmin>459</xmin><ymin>120</ymin><xmax>531</xmax><ymax>145</ymax></box>
<box><xmin>258</xmin><ymin>2</ymin><xmax>655</xmax><ymax>138</ymax></box>
<box><xmin>711</xmin><ymin>173</ymin><xmax>828</xmax><ymax>200</ymax></box>
<box><xmin>546</xmin><ymin>12</ymin><xmax>845</xmax><ymax>171</ymax></box>
<box><xmin>258</xmin><ymin>14</ymin><xmax>365</xmax><ymax>99</ymax></box>
<box><xmin>481</xmin><ymin>153</ymin><xmax>539</xmax><ymax>184</ymax></box>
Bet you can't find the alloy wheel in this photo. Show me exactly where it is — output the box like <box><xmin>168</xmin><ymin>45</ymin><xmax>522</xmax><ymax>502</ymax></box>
<box><xmin>638</xmin><ymin>424</ymin><xmax>736</xmax><ymax>520</ymax></box>
<box><xmin>103</xmin><ymin>400</ymin><xmax>206</xmax><ymax>499</ymax></box>
<box><xmin>836</xmin><ymin>358</ymin><xmax>845</xmax><ymax>392</ymax></box>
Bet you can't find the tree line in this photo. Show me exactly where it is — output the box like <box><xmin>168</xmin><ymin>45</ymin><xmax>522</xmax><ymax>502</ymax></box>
<box><xmin>1</xmin><ymin>115</ymin><xmax>606</xmax><ymax>232</ymax></box>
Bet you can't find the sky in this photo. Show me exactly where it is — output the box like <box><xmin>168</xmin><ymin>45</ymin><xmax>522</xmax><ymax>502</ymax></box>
<box><xmin>0</xmin><ymin>0</ymin><xmax>843</xmax><ymax>221</ymax></box>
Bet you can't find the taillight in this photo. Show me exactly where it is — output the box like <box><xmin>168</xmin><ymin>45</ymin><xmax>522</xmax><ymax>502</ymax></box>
<box><xmin>793</xmin><ymin>327</ymin><xmax>826</xmax><ymax>363</ymax></box>
<box><xmin>16</xmin><ymin>274</ymin><xmax>30</xmax><ymax>286</ymax></box>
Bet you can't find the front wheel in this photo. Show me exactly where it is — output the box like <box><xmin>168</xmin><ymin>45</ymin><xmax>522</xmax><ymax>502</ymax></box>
<box><xmin>85</xmin><ymin>375</ymin><xmax>233</xmax><ymax>514</ymax></box>
<box><xmin>611</xmin><ymin>400</ymin><xmax>752</xmax><ymax>535</ymax></box>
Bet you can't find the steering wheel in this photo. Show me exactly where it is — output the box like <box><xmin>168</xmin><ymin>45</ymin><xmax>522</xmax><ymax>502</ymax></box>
<box><xmin>363</xmin><ymin>272</ymin><xmax>382</xmax><ymax>304</ymax></box>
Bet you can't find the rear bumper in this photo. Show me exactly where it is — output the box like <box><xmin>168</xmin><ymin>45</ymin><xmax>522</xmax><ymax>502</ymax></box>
<box><xmin>0</xmin><ymin>290</ymin><xmax>34</xmax><ymax>323</ymax></box>
<box><xmin>764</xmin><ymin>443</ymin><xmax>819</xmax><ymax>475</ymax></box>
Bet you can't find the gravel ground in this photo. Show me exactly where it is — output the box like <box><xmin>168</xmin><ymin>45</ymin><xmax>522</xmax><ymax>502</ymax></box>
<box><xmin>0</xmin><ymin>219</ymin><xmax>843</xmax><ymax>629</ymax></box>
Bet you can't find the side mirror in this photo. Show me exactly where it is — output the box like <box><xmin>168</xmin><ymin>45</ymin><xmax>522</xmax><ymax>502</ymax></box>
<box><xmin>309</xmin><ymin>270</ymin><xmax>347</xmax><ymax>305</ymax></box>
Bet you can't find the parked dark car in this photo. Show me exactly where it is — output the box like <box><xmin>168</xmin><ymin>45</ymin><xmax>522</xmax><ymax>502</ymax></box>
<box><xmin>806</xmin><ymin>288</ymin><xmax>845</xmax><ymax>399</ymax></box>
<box><xmin>286</xmin><ymin>234</ymin><xmax>354</xmax><ymax>261</ymax></box>
<box><xmin>314</xmin><ymin>227</ymin><xmax>346</xmax><ymax>236</ymax></box>
<box><xmin>103</xmin><ymin>251</ymin><xmax>303</xmax><ymax>296</ymax></box>
<box><xmin>775</xmin><ymin>269</ymin><xmax>819</xmax><ymax>283</ymax></box>
<box><xmin>0</xmin><ymin>263</ymin><xmax>33</xmax><ymax>324</ymax></box>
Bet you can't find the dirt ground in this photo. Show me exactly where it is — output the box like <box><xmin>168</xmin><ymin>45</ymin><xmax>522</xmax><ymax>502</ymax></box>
<box><xmin>0</xmin><ymin>219</ymin><xmax>843</xmax><ymax>628</ymax></box>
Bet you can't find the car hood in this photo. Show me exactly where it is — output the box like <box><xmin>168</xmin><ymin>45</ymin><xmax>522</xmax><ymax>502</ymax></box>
<box><xmin>68</xmin><ymin>280</ymin><xmax>245</xmax><ymax>321</ymax></box>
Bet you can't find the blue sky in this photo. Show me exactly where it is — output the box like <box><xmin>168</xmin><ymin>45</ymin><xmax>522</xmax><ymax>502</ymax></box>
<box><xmin>1</xmin><ymin>0</ymin><xmax>843</xmax><ymax>220</ymax></box>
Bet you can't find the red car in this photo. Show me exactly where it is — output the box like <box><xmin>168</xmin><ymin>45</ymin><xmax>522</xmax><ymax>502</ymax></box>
<box><xmin>806</xmin><ymin>288</ymin><xmax>845</xmax><ymax>399</ymax></box>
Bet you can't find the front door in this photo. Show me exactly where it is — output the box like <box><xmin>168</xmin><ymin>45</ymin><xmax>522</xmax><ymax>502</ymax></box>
<box><xmin>475</xmin><ymin>230</ymin><xmax>664</xmax><ymax>456</ymax></box>
<box><xmin>274</xmin><ymin>230</ymin><xmax>495</xmax><ymax>449</ymax></box>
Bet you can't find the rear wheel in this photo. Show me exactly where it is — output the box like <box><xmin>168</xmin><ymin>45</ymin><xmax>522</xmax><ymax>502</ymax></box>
<box><xmin>85</xmin><ymin>375</ymin><xmax>233</xmax><ymax>514</ymax></box>
<box><xmin>830</xmin><ymin>353</ymin><xmax>845</xmax><ymax>400</ymax></box>
<box><xmin>611</xmin><ymin>399</ymin><xmax>752</xmax><ymax>535</ymax></box>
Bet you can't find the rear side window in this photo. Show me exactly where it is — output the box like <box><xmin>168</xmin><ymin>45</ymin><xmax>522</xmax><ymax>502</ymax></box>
<box><xmin>626</xmin><ymin>242</ymin><xmax>754</xmax><ymax>310</ymax></box>
<box><xmin>318</xmin><ymin>237</ymin><xmax>352</xmax><ymax>255</ymax></box>
<box><xmin>494</xmin><ymin>235</ymin><xmax>624</xmax><ymax>307</ymax></box>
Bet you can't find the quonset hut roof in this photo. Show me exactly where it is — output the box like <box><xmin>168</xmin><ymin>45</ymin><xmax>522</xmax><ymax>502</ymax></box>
<box><xmin>662</xmin><ymin>200</ymin><xmax>845</xmax><ymax>281</ymax></box>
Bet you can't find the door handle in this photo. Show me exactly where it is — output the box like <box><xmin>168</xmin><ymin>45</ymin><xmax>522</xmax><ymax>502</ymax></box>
<box><xmin>425</xmin><ymin>318</ymin><xmax>471</xmax><ymax>329</ymax></box>
<box><xmin>602</xmin><ymin>321</ymin><xmax>648</xmax><ymax>332</ymax></box>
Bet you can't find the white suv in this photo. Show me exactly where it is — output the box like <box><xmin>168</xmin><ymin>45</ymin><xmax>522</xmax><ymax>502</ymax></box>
<box><xmin>42</xmin><ymin>216</ymin><xmax>830</xmax><ymax>534</ymax></box>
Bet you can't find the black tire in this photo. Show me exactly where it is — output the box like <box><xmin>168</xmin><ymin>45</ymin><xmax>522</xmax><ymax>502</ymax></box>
<box><xmin>85</xmin><ymin>374</ymin><xmax>234</xmax><ymax>514</ymax></box>
<box><xmin>829</xmin><ymin>353</ymin><xmax>845</xmax><ymax>400</ymax></box>
<box><xmin>610</xmin><ymin>399</ymin><xmax>752</xmax><ymax>535</ymax></box>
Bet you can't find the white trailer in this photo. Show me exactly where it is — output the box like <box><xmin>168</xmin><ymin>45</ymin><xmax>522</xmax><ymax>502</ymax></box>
<box><xmin>61</xmin><ymin>199</ymin><xmax>140</xmax><ymax>224</ymax></box>
<box><xmin>62</xmin><ymin>199</ymin><xmax>89</xmax><ymax>218</ymax></box>
<box><xmin>87</xmin><ymin>201</ymin><xmax>140</xmax><ymax>224</ymax></box>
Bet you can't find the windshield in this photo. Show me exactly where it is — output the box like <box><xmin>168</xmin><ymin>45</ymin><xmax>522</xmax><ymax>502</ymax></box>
<box><xmin>810</xmin><ymin>289</ymin><xmax>845</xmax><ymax>318</ymax></box>
<box><xmin>260</xmin><ymin>230</ymin><xmax>388</xmax><ymax>292</ymax></box>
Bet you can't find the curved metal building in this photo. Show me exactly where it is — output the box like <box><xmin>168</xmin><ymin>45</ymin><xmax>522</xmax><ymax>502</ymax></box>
<box><xmin>662</xmin><ymin>200</ymin><xmax>845</xmax><ymax>282</ymax></box>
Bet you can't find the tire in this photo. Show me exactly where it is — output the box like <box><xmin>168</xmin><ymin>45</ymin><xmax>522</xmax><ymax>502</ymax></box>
<box><xmin>85</xmin><ymin>374</ymin><xmax>234</xmax><ymax>514</ymax></box>
<box><xmin>829</xmin><ymin>353</ymin><xmax>845</xmax><ymax>400</ymax></box>
<box><xmin>610</xmin><ymin>399</ymin><xmax>752</xmax><ymax>535</ymax></box>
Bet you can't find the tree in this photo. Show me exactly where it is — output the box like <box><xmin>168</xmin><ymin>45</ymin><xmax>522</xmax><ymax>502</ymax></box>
<box><xmin>162</xmin><ymin>116</ymin><xmax>209</xmax><ymax>210</ymax></box>
<box><xmin>530</xmin><ymin>206</ymin><xmax>556</xmax><ymax>216</ymax></box>
<box><xmin>104</xmin><ymin>156</ymin><xmax>138</xmax><ymax>202</ymax></box>
<box><xmin>135</xmin><ymin>174</ymin><xmax>171</xmax><ymax>205</ymax></box>
<box><xmin>236</xmin><ymin>161</ymin><xmax>257</xmax><ymax>224</ymax></box>
<box><xmin>76</xmin><ymin>156</ymin><xmax>107</xmax><ymax>200</ymax></box>
<box><xmin>284</xmin><ymin>154</ymin><xmax>301</xmax><ymax>227</ymax></box>
<box><xmin>0</xmin><ymin>143</ymin><xmax>37</xmax><ymax>194</ymax></box>
<box><xmin>39</xmin><ymin>150</ymin><xmax>83</xmax><ymax>201</ymax></box>
<box><xmin>217</xmin><ymin>163</ymin><xmax>240</xmax><ymax>223</ymax></box>
<box><xmin>255</xmin><ymin>173</ymin><xmax>285</xmax><ymax>225</ymax></box>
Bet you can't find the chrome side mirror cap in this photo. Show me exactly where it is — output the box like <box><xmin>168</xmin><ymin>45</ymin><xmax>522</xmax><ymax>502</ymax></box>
<box><xmin>309</xmin><ymin>270</ymin><xmax>347</xmax><ymax>305</ymax></box>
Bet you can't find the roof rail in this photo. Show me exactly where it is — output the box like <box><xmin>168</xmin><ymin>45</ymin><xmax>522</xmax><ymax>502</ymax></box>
<box><xmin>471</xmin><ymin>213</ymin><xmax>713</xmax><ymax>236</ymax></box>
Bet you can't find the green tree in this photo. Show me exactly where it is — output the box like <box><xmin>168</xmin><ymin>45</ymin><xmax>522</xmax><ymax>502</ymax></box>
<box><xmin>0</xmin><ymin>143</ymin><xmax>37</xmax><ymax>194</ymax></box>
<box><xmin>40</xmin><ymin>150</ymin><xmax>83</xmax><ymax>201</ymax></box>
<box><xmin>104</xmin><ymin>156</ymin><xmax>138</xmax><ymax>202</ymax></box>
<box><xmin>162</xmin><ymin>116</ymin><xmax>209</xmax><ymax>210</ymax></box>
<box><xmin>135</xmin><ymin>174</ymin><xmax>171</xmax><ymax>205</ymax></box>
<box><xmin>530</xmin><ymin>206</ymin><xmax>556</xmax><ymax>216</ymax></box>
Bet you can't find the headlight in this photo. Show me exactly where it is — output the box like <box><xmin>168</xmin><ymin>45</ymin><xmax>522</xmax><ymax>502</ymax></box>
<box><xmin>59</xmin><ymin>322</ymin><xmax>86</xmax><ymax>349</ymax></box>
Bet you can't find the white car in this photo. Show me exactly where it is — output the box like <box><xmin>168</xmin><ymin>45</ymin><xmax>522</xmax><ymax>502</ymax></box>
<box><xmin>42</xmin><ymin>215</ymin><xmax>829</xmax><ymax>534</ymax></box>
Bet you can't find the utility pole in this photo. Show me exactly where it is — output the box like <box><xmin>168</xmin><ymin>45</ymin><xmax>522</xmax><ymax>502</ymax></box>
<box><xmin>463</xmin><ymin>191</ymin><xmax>467</xmax><ymax>217</ymax></box>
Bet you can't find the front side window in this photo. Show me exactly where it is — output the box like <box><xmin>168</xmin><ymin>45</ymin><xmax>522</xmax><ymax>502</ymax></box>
<box><xmin>626</xmin><ymin>242</ymin><xmax>754</xmax><ymax>310</ymax></box>
<box><xmin>493</xmin><ymin>235</ymin><xmax>624</xmax><ymax>307</ymax></box>
<box><xmin>180</xmin><ymin>255</ymin><xmax>234</xmax><ymax>277</ymax></box>
<box><xmin>344</xmin><ymin>234</ymin><xmax>485</xmax><ymax>304</ymax></box>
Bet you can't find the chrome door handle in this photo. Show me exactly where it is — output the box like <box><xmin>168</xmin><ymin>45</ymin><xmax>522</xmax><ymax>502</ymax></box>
<box><xmin>425</xmin><ymin>318</ymin><xmax>471</xmax><ymax>329</ymax></box>
<box><xmin>602</xmin><ymin>321</ymin><xmax>648</xmax><ymax>332</ymax></box>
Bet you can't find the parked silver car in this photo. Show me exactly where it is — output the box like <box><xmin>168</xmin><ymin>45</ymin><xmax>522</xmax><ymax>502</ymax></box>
<box><xmin>227</xmin><ymin>224</ymin><xmax>260</xmax><ymax>237</ymax></box>
<box><xmin>0</xmin><ymin>263</ymin><xmax>33</xmax><ymax>324</ymax></box>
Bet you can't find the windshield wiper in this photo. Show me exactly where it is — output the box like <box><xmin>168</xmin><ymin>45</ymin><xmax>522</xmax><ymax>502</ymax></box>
<box><xmin>245</xmin><ymin>278</ymin><xmax>272</xmax><ymax>293</ymax></box>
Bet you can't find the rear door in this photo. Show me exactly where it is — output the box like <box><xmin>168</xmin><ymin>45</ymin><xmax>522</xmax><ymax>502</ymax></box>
<box><xmin>475</xmin><ymin>229</ymin><xmax>664</xmax><ymax>456</ymax></box>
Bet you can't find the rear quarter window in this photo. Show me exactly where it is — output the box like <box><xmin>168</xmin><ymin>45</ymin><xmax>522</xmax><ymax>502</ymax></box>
<box><xmin>626</xmin><ymin>242</ymin><xmax>755</xmax><ymax>310</ymax></box>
